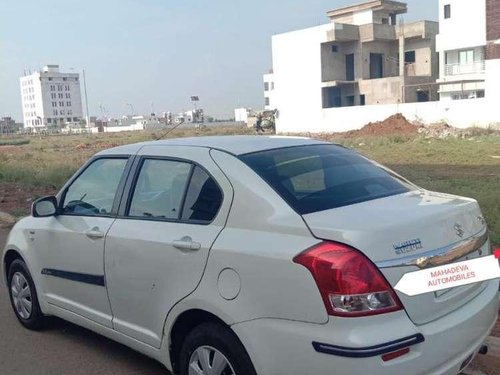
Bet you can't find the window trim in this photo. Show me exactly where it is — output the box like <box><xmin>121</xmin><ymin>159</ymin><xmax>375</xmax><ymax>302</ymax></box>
<box><xmin>118</xmin><ymin>155</ymin><xmax>224</xmax><ymax>226</ymax></box>
<box><xmin>57</xmin><ymin>155</ymin><xmax>133</xmax><ymax>218</ymax></box>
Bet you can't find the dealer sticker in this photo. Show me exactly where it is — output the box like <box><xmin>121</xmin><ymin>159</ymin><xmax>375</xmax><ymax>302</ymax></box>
<box><xmin>394</xmin><ymin>253</ymin><xmax>500</xmax><ymax>297</ymax></box>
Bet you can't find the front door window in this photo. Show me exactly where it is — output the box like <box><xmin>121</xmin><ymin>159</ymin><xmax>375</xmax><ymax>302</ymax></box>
<box><xmin>62</xmin><ymin>158</ymin><xmax>128</xmax><ymax>216</ymax></box>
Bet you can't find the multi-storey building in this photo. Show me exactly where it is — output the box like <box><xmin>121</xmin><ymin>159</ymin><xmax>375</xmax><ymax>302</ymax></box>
<box><xmin>263</xmin><ymin>71</ymin><xmax>275</xmax><ymax>110</ymax></box>
<box><xmin>437</xmin><ymin>0</ymin><xmax>500</xmax><ymax>101</ymax></box>
<box><xmin>436</xmin><ymin>0</ymin><xmax>486</xmax><ymax>100</ymax></box>
<box><xmin>0</xmin><ymin>117</ymin><xmax>19</xmax><ymax>134</ymax></box>
<box><xmin>20</xmin><ymin>65</ymin><xmax>83</xmax><ymax>131</ymax></box>
<box><xmin>265</xmin><ymin>0</ymin><xmax>439</xmax><ymax>130</ymax></box>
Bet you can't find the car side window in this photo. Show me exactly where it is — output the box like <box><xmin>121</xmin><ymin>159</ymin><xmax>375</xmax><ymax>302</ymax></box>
<box><xmin>62</xmin><ymin>158</ymin><xmax>128</xmax><ymax>216</ymax></box>
<box><xmin>181</xmin><ymin>166</ymin><xmax>222</xmax><ymax>223</ymax></box>
<box><xmin>128</xmin><ymin>159</ymin><xmax>192</xmax><ymax>220</ymax></box>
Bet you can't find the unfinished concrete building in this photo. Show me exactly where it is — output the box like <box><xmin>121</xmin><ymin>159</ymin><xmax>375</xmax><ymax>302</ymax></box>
<box><xmin>322</xmin><ymin>1</ymin><xmax>439</xmax><ymax>106</ymax></box>
<box><xmin>267</xmin><ymin>0</ymin><xmax>439</xmax><ymax>119</ymax></box>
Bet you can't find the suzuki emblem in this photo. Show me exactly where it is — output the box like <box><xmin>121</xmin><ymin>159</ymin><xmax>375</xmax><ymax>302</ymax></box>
<box><xmin>454</xmin><ymin>223</ymin><xmax>464</xmax><ymax>238</ymax></box>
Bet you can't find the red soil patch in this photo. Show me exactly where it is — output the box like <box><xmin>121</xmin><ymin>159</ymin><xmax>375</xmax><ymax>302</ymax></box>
<box><xmin>337</xmin><ymin>113</ymin><xmax>422</xmax><ymax>138</ymax></box>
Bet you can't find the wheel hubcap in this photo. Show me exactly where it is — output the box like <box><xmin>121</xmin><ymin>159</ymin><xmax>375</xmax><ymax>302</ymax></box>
<box><xmin>188</xmin><ymin>346</ymin><xmax>235</xmax><ymax>375</ymax></box>
<box><xmin>10</xmin><ymin>272</ymin><xmax>32</xmax><ymax>319</ymax></box>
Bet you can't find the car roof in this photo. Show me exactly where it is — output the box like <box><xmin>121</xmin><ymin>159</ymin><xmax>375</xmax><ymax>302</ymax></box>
<box><xmin>98</xmin><ymin>135</ymin><xmax>331</xmax><ymax>156</ymax></box>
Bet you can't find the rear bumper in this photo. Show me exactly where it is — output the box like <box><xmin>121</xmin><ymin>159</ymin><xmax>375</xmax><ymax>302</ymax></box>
<box><xmin>232</xmin><ymin>280</ymin><xmax>499</xmax><ymax>375</ymax></box>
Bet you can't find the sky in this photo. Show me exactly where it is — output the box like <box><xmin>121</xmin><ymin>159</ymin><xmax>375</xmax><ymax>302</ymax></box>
<box><xmin>0</xmin><ymin>0</ymin><xmax>437</xmax><ymax>120</ymax></box>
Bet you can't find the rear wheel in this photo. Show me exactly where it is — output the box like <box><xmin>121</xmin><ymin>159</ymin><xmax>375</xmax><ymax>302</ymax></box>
<box><xmin>179</xmin><ymin>322</ymin><xmax>256</xmax><ymax>375</ymax></box>
<box><xmin>7</xmin><ymin>259</ymin><xmax>46</xmax><ymax>330</ymax></box>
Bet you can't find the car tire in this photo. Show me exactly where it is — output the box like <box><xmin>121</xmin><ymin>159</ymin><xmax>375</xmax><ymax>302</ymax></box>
<box><xmin>179</xmin><ymin>322</ymin><xmax>257</xmax><ymax>375</ymax></box>
<box><xmin>7</xmin><ymin>259</ymin><xmax>46</xmax><ymax>330</ymax></box>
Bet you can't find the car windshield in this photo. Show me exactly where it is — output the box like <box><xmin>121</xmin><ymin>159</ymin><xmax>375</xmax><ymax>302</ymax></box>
<box><xmin>240</xmin><ymin>144</ymin><xmax>415</xmax><ymax>214</ymax></box>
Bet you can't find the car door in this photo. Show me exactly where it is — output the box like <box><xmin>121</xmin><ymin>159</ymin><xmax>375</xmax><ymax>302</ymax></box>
<box><xmin>104</xmin><ymin>146</ymin><xmax>233</xmax><ymax>348</ymax></box>
<box><xmin>35</xmin><ymin>156</ymin><xmax>130</xmax><ymax>328</ymax></box>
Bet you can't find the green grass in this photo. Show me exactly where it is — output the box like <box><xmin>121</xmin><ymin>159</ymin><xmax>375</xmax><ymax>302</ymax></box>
<box><xmin>0</xmin><ymin>139</ymin><xmax>30</xmax><ymax>146</ymax></box>
<box><xmin>0</xmin><ymin>127</ymin><xmax>498</xmax><ymax>245</ymax></box>
<box><xmin>334</xmin><ymin>135</ymin><xmax>500</xmax><ymax>246</ymax></box>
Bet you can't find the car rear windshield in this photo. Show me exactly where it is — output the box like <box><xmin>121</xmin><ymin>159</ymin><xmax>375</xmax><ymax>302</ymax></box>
<box><xmin>240</xmin><ymin>144</ymin><xmax>414</xmax><ymax>214</ymax></box>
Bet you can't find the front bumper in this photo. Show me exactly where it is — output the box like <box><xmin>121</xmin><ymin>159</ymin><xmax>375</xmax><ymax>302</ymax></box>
<box><xmin>232</xmin><ymin>280</ymin><xmax>499</xmax><ymax>375</ymax></box>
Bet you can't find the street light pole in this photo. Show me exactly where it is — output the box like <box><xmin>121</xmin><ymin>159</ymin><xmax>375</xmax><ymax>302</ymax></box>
<box><xmin>83</xmin><ymin>68</ymin><xmax>90</xmax><ymax>132</ymax></box>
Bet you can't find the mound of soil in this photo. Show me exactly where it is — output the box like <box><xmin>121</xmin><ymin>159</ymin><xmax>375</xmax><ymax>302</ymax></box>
<box><xmin>339</xmin><ymin>113</ymin><xmax>421</xmax><ymax>138</ymax></box>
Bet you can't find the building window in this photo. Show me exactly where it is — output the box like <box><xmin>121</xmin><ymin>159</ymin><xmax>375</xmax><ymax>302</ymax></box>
<box><xmin>265</xmin><ymin>97</ymin><xmax>270</xmax><ymax>106</ymax></box>
<box><xmin>264</xmin><ymin>82</ymin><xmax>269</xmax><ymax>91</ymax></box>
<box><xmin>271</xmin><ymin>82</ymin><xmax>275</xmax><ymax>90</ymax></box>
<box><xmin>67</xmin><ymin>101</ymin><xmax>71</xmax><ymax>106</ymax></box>
<box><xmin>382</xmin><ymin>18</ymin><xmax>389</xmax><ymax>25</ymax></box>
<box><xmin>58</xmin><ymin>85</ymin><xmax>63</xmax><ymax>91</ymax></box>
<box><xmin>360</xmin><ymin>95</ymin><xmax>366</xmax><ymax>106</ymax></box>
<box><xmin>369</xmin><ymin>53</ymin><xmax>384</xmax><ymax>79</ymax></box>
<box><xmin>405</xmin><ymin>51</ymin><xmax>416</xmax><ymax>63</ymax></box>
<box><xmin>390</xmin><ymin>13</ymin><xmax>396</xmax><ymax>25</ymax></box>
<box><xmin>417</xmin><ymin>90</ymin><xmax>430</xmax><ymax>102</ymax></box>
<box><xmin>47</xmin><ymin>118</ymin><xmax>52</xmax><ymax>124</ymax></box>
<box><xmin>459</xmin><ymin>49</ymin><xmax>474</xmax><ymax>64</ymax></box>
<box><xmin>345</xmin><ymin>96</ymin><xmax>355</xmax><ymax>106</ymax></box>
<box><xmin>444</xmin><ymin>4</ymin><xmax>451</xmax><ymax>19</ymax></box>
<box><xmin>331</xmin><ymin>45</ymin><xmax>338</xmax><ymax>53</ymax></box>
<box><xmin>48</xmin><ymin>77</ymin><xmax>52</xmax><ymax>81</ymax></box>
<box><xmin>322</xmin><ymin>87</ymin><xmax>342</xmax><ymax>108</ymax></box>
<box><xmin>67</xmin><ymin>117</ymin><xmax>72</xmax><ymax>122</ymax></box>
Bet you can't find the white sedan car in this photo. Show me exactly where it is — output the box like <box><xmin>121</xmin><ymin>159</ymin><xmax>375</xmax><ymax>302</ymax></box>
<box><xmin>3</xmin><ymin>136</ymin><xmax>498</xmax><ymax>375</ymax></box>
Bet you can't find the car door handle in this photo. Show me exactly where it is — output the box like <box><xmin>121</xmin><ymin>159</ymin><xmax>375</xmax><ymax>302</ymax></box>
<box><xmin>172</xmin><ymin>237</ymin><xmax>201</xmax><ymax>251</ymax></box>
<box><xmin>85</xmin><ymin>227</ymin><xmax>105</xmax><ymax>239</ymax></box>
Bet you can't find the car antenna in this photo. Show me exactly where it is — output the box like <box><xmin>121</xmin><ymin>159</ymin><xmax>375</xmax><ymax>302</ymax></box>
<box><xmin>154</xmin><ymin>118</ymin><xmax>185</xmax><ymax>140</ymax></box>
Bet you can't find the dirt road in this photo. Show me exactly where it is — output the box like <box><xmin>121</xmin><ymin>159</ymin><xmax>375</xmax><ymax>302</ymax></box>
<box><xmin>0</xmin><ymin>228</ymin><xmax>168</xmax><ymax>375</ymax></box>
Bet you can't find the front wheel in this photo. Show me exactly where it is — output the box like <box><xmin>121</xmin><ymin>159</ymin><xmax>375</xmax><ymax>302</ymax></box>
<box><xmin>179</xmin><ymin>322</ymin><xmax>257</xmax><ymax>375</ymax></box>
<box><xmin>7</xmin><ymin>259</ymin><xmax>46</xmax><ymax>330</ymax></box>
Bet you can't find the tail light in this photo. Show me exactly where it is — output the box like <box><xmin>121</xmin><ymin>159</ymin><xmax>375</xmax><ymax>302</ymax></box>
<box><xmin>293</xmin><ymin>241</ymin><xmax>402</xmax><ymax>317</ymax></box>
<box><xmin>493</xmin><ymin>247</ymin><xmax>500</xmax><ymax>259</ymax></box>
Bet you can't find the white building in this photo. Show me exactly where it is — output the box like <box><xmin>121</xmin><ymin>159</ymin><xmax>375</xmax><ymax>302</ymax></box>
<box><xmin>267</xmin><ymin>1</ymin><xmax>440</xmax><ymax>132</ymax></box>
<box><xmin>436</xmin><ymin>0</ymin><xmax>486</xmax><ymax>100</ymax></box>
<box><xmin>263</xmin><ymin>72</ymin><xmax>275</xmax><ymax>110</ymax></box>
<box><xmin>20</xmin><ymin>65</ymin><xmax>83</xmax><ymax>131</ymax></box>
<box><xmin>437</xmin><ymin>0</ymin><xmax>500</xmax><ymax>102</ymax></box>
<box><xmin>234</xmin><ymin>107</ymin><xmax>251</xmax><ymax>123</ymax></box>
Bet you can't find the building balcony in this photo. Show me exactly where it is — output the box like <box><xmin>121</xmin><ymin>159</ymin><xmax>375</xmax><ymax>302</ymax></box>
<box><xmin>359</xmin><ymin>23</ymin><xmax>396</xmax><ymax>42</ymax></box>
<box><xmin>327</xmin><ymin>23</ymin><xmax>359</xmax><ymax>42</ymax></box>
<box><xmin>445</xmin><ymin>61</ymin><xmax>485</xmax><ymax>76</ymax></box>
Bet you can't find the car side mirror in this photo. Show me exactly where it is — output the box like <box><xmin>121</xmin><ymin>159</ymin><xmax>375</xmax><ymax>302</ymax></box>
<box><xmin>32</xmin><ymin>196</ymin><xmax>58</xmax><ymax>218</ymax></box>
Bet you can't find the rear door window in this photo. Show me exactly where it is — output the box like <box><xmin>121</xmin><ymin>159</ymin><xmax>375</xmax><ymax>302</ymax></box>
<box><xmin>240</xmin><ymin>145</ymin><xmax>414</xmax><ymax>214</ymax></box>
<box><xmin>128</xmin><ymin>159</ymin><xmax>192</xmax><ymax>220</ymax></box>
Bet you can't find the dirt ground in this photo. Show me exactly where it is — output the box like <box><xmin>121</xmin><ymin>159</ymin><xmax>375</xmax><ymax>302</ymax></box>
<box><xmin>337</xmin><ymin>113</ymin><xmax>421</xmax><ymax>138</ymax></box>
<box><xmin>0</xmin><ymin>182</ymin><xmax>56</xmax><ymax>216</ymax></box>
